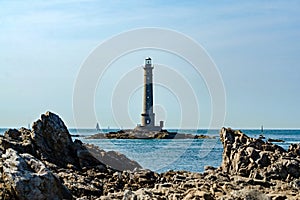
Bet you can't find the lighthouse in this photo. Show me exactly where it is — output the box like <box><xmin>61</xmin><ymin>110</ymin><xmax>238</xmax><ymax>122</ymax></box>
<box><xmin>136</xmin><ymin>57</ymin><xmax>163</xmax><ymax>131</ymax></box>
<box><xmin>141</xmin><ymin>57</ymin><xmax>155</xmax><ymax>126</ymax></box>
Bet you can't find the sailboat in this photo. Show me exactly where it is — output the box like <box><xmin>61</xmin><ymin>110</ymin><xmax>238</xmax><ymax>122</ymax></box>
<box><xmin>96</xmin><ymin>123</ymin><xmax>100</xmax><ymax>131</ymax></box>
<box><xmin>259</xmin><ymin>125</ymin><xmax>265</xmax><ymax>140</ymax></box>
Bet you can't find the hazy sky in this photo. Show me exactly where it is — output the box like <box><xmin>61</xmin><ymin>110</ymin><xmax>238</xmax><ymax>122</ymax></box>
<box><xmin>1</xmin><ymin>0</ymin><xmax>299</xmax><ymax>129</ymax></box>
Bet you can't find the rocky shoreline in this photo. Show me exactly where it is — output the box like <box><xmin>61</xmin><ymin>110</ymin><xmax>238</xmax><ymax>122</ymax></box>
<box><xmin>86</xmin><ymin>129</ymin><xmax>215</xmax><ymax>139</ymax></box>
<box><xmin>1</xmin><ymin>112</ymin><xmax>299</xmax><ymax>199</ymax></box>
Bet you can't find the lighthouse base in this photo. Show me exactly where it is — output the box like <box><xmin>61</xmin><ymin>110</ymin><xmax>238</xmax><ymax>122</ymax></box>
<box><xmin>134</xmin><ymin>124</ymin><xmax>163</xmax><ymax>132</ymax></box>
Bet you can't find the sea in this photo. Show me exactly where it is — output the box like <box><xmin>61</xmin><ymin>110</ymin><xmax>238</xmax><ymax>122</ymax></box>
<box><xmin>1</xmin><ymin>128</ymin><xmax>299</xmax><ymax>173</ymax></box>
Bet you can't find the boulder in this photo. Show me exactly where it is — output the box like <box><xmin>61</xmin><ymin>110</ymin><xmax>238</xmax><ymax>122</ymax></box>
<box><xmin>1</xmin><ymin>148</ymin><xmax>72</xmax><ymax>200</ymax></box>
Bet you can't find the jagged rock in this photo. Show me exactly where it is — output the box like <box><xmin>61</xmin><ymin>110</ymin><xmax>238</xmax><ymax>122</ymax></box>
<box><xmin>31</xmin><ymin>111</ymin><xmax>80</xmax><ymax>168</ymax></box>
<box><xmin>29</xmin><ymin>112</ymin><xmax>137</xmax><ymax>171</ymax></box>
<box><xmin>1</xmin><ymin>148</ymin><xmax>72</xmax><ymax>200</ymax></box>
<box><xmin>0</xmin><ymin>112</ymin><xmax>109</xmax><ymax>171</ymax></box>
<box><xmin>220</xmin><ymin>127</ymin><xmax>300</xmax><ymax>181</ymax></box>
<box><xmin>0</xmin><ymin>128</ymin><xmax>36</xmax><ymax>156</ymax></box>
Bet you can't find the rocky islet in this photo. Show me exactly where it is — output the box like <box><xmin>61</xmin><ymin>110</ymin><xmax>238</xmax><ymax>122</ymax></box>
<box><xmin>86</xmin><ymin>129</ymin><xmax>215</xmax><ymax>139</ymax></box>
<box><xmin>0</xmin><ymin>112</ymin><xmax>299</xmax><ymax>199</ymax></box>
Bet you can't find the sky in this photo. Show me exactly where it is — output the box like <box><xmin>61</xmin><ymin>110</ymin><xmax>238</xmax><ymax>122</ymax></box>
<box><xmin>0</xmin><ymin>0</ymin><xmax>299</xmax><ymax>129</ymax></box>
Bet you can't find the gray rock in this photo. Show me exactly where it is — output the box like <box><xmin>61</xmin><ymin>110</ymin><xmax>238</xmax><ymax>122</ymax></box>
<box><xmin>2</xmin><ymin>148</ymin><xmax>72</xmax><ymax>200</ymax></box>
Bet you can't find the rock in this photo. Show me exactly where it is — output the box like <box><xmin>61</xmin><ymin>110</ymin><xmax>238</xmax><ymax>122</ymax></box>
<box><xmin>273</xmin><ymin>195</ymin><xmax>288</xmax><ymax>200</ymax></box>
<box><xmin>220</xmin><ymin>127</ymin><xmax>300</xmax><ymax>181</ymax></box>
<box><xmin>84</xmin><ymin>143</ymin><xmax>142</xmax><ymax>171</ymax></box>
<box><xmin>230</xmin><ymin>189</ymin><xmax>269</xmax><ymax>200</ymax></box>
<box><xmin>285</xmin><ymin>159</ymin><xmax>300</xmax><ymax>178</ymax></box>
<box><xmin>30</xmin><ymin>112</ymin><xmax>141</xmax><ymax>171</ymax></box>
<box><xmin>31</xmin><ymin>111</ymin><xmax>80</xmax><ymax>168</ymax></box>
<box><xmin>1</xmin><ymin>148</ymin><xmax>72</xmax><ymax>200</ymax></box>
<box><xmin>290</xmin><ymin>179</ymin><xmax>300</xmax><ymax>189</ymax></box>
<box><xmin>257</xmin><ymin>152</ymin><xmax>271</xmax><ymax>167</ymax></box>
<box><xmin>204</xmin><ymin>166</ymin><xmax>217</xmax><ymax>171</ymax></box>
<box><xmin>183</xmin><ymin>189</ymin><xmax>214</xmax><ymax>200</ymax></box>
<box><xmin>0</xmin><ymin>128</ymin><xmax>35</xmax><ymax>155</ymax></box>
<box><xmin>4</xmin><ymin>129</ymin><xmax>21</xmax><ymax>140</ymax></box>
<box><xmin>123</xmin><ymin>189</ymin><xmax>136</xmax><ymax>199</ymax></box>
<box><xmin>288</xmin><ymin>143</ymin><xmax>300</xmax><ymax>156</ymax></box>
<box><xmin>267</xmin><ymin>138</ymin><xmax>285</xmax><ymax>143</ymax></box>
<box><xmin>86</xmin><ymin>129</ymin><xmax>215</xmax><ymax>139</ymax></box>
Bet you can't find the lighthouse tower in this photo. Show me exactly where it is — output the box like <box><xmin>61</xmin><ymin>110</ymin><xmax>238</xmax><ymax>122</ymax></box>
<box><xmin>136</xmin><ymin>57</ymin><xmax>163</xmax><ymax>131</ymax></box>
<box><xmin>141</xmin><ymin>57</ymin><xmax>155</xmax><ymax>127</ymax></box>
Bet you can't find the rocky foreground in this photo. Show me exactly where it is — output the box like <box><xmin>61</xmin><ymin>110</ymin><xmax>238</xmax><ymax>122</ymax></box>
<box><xmin>0</xmin><ymin>112</ymin><xmax>299</xmax><ymax>199</ymax></box>
<box><xmin>87</xmin><ymin>130</ymin><xmax>214</xmax><ymax>139</ymax></box>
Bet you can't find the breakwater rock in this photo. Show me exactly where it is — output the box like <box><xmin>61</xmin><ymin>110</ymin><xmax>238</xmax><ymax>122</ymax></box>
<box><xmin>1</xmin><ymin>113</ymin><xmax>300</xmax><ymax>199</ymax></box>
<box><xmin>87</xmin><ymin>129</ymin><xmax>215</xmax><ymax>139</ymax></box>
